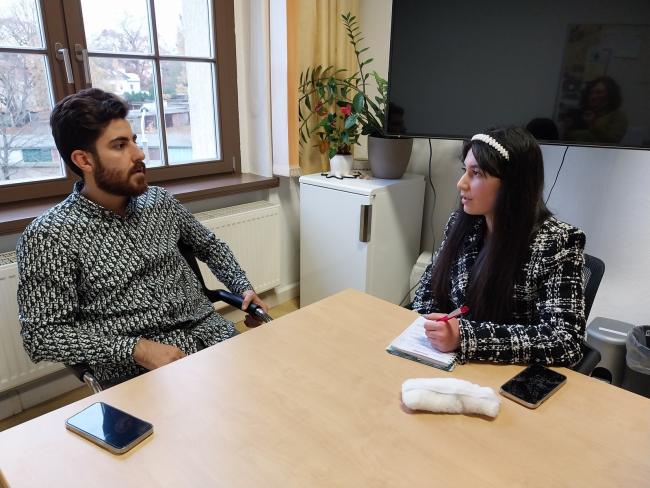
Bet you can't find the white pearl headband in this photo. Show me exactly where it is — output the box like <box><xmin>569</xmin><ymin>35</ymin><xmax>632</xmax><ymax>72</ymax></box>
<box><xmin>470</xmin><ymin>134</ymin><xmax>510</xmax><ymax>161</ymax></box>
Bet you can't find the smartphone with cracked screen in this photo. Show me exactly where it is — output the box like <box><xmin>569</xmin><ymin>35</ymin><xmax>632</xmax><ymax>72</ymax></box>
<box><xmin>500</xmin><ymin>364</ymin><xmax>567</xmax><ymax>409</ymax></box>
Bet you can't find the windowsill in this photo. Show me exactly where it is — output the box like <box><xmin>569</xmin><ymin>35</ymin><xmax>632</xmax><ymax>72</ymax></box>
<box><xmin>0</xmin><ymin>173</ymin><xmax>279</xmax><ymax>236</ymax></box>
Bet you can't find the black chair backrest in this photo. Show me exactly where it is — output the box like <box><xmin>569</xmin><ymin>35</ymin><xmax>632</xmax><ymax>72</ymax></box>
<box><xmin>572</xmin><ymin>253</ymin><xmax>605</xmax><ymax>375</ymax></box>
<box><xmin>178</xmin><ymin>242</ymin><xmax>211</xmax><ymax>297</ymax></box>
<box><xmin>583</xmin><ymin>253</ymin><xmax>605</xmax><ymax>321</ymax></box>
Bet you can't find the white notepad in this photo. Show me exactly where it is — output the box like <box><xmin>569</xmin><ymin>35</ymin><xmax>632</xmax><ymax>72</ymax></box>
<box><xmin>387</xmin><ymin>316</ymin><xmax>456</xmax><ymax>371</ymax></box>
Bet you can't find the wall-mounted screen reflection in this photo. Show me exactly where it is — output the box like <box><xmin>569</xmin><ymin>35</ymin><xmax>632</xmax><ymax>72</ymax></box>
<box><xmin>387</xmin><ymin>0</ymin><xmax>650</xmax><ymax>149</ymax></box>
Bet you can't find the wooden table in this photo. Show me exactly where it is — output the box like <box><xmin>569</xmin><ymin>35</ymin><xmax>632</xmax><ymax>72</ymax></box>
<box><xmin>0</xmin><ymin>289</ymin><xmax>648</xmax><ymax>487</ymax></box>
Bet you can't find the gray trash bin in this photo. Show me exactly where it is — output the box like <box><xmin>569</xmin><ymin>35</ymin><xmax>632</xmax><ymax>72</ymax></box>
<box><xmin>621</xmin><ymin>325</ymin><xmax>650</xmax><ymax>398</ymax></box>
<box><xmin>585</xmin><ymin>317</ymin><xmax>635</xmax><ymax>385</ymax></box>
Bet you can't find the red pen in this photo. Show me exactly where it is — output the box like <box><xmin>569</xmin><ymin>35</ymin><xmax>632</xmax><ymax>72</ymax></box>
<box><xmin>438</xmin><ymin>305</ymin><xmax>469</xmax><ymax>322</ymax></box>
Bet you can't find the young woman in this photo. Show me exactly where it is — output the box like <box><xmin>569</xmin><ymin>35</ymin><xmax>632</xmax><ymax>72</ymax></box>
<box><xmin>412</xmin><ymin>127</ymin><xmax>586</xmax><ymax>366</ymax></box>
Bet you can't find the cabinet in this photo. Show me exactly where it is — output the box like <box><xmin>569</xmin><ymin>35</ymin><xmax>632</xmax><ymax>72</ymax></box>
<box><xmin>299</xmin><ymin>173</ymin><xmax>425</xmax><ymax>307</ymax></box>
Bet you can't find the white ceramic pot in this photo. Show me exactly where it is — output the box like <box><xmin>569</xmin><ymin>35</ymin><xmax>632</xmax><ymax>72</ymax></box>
<box><xmin>329</xmin><ymin>154</ymin><xmax>353</xmax><ymax>177</ymax></box>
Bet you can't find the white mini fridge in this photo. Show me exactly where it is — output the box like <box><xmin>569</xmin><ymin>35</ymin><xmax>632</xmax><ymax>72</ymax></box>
<box><xmin>299</xmin><ymin>173</ymin><xmax>425</xmax><ymax>307</ymax></box>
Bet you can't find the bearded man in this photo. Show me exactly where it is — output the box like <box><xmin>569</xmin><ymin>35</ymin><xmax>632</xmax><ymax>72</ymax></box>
<box><xmin>16</xmin><ymin>88</ymin><xmax>267</xmax><ymax>386</ymax></box>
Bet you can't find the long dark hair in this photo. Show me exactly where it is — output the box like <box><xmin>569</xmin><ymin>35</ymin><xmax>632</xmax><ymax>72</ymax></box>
<box><xmin>429</xmin><ymin>127</ymin><xmax>551</xmax><ymax>322</ymax></box>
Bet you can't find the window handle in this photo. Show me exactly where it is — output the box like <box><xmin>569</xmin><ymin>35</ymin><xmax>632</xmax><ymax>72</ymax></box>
<box><xmin>74</xmin><ymin>44</ymin><xmax>92</xmax><ymax>86</ymax></box>
<box><xmin>55</xmin><ymin>42</ymin><xmax>74</xmax><ymax>84</ymax></box>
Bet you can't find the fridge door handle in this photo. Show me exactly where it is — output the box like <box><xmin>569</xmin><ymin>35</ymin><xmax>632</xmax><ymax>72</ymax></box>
<box><xmin>359</xmin><ymin>204</ymin><xmax>372</xmax><ymax>242</ymax></box>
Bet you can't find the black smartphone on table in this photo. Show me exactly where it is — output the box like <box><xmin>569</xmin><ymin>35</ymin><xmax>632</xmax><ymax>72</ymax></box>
<box><xmin>499</xmin><ymin>364</ymin><xmax>567</xmax><ymax>409</ymax></box>
<box><xmin>65</xmin><ymin>402</ymin><xmax>153</xmax><ymax>454</ymax></box>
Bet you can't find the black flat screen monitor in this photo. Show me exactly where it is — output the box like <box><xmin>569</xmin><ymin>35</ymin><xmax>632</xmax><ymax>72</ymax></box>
<box><xmin>386</xmin><ymin>0</ymin><xmax>650</xmax><ymax>149</ymax></box>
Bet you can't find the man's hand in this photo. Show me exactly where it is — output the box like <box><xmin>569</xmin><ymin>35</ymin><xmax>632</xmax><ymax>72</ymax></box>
<box><xmin>241</xmin><ymin>290</ymin><xmax>269</xmax><ymax>328</ymax></box>
<box><xmin>133</xmin><ymin>338</ymin><xmax>186</xmax><ymax>370</ymax></box>
<box><xmin>423</xmin><ymin>312</ymin><xmax>461</xmax><ymax>352</ymax></box>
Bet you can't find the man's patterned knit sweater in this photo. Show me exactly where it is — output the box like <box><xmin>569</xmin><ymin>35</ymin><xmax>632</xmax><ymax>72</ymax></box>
<box><xmin>17</xmin><ymin>183</ymin><xmax>253</xmax><ymax>382</ymax></box>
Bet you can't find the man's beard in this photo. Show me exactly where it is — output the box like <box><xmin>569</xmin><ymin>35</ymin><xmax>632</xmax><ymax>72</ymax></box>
<box><xmin>94</xmin><ymin>157</ymin><xmax>148</xmax><ymax>197</ymax></box>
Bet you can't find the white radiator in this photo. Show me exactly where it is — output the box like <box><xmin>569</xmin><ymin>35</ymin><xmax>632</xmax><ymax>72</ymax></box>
<box><xmin>0</xmin><ymin>200</ymin><xmax>281</xmax><ymax>393</ymax></box>
<box><xmin>193</xmin><ymin>201</ymin><xmax>281</xmax><ymax>295</ymax></box>
<box><xmin>0</xmin><ymin>252</ymin><xmax>63</xmax><ymax>394</ymax></box>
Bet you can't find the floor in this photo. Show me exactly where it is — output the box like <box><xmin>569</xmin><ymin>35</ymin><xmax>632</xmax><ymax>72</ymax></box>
<box><xmin>0</xmin><ymin>297</ymin><xmax>299</xmax><ymax>432</ymax></box>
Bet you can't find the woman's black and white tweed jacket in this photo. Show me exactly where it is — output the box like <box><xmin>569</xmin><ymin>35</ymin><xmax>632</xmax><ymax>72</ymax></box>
<box><xmin>412</xmin><ymin>212</ymin><xmax>586</xmax><ymax>367</ymax></box>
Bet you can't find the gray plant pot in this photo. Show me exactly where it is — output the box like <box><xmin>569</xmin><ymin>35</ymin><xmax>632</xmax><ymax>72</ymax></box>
<box><xmin>367</xmin><ymin>135</ymin><xmax>413</xmax><ymax>179</ymax></box>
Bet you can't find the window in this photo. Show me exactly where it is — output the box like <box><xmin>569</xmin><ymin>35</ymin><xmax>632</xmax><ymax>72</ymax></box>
<box><xmin>0</xmin><ymin>0</ymin><xmax>62</xmax><ymax>186</ymax></box>
<box><xmin>0</xmin><ymin>0</ymin><xmax>240</xmax><ymax>204</ymax></box>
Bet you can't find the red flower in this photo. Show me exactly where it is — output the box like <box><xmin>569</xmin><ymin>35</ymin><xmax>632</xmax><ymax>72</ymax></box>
<box><xmin>340</xmin><ymin>104</ymin><xmax>351</xmax><ymax>116</ymax></box>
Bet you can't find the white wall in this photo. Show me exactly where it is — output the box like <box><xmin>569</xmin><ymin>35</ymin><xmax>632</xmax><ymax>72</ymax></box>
<box><xmin>234</xmin><ymin>0</ymin><xmax>273</xmax><ymax>178</ymax></box>
<box><xmin>360</xmin><ymin>0</ymin><xmax>650</xmax><ymax>326</ymax></box>
<box><xmin>541</xmin><ymin>145</ymin><xmax>650</xmax><ymax>324</ymax></box>
<box><xmin>234</xmin><ymin>0</ymin><xmax>300</xmax><ymax>300</ymax></box>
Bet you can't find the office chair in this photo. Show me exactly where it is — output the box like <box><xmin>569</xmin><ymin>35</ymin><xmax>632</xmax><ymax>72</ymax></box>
<box><xmin>572</xmin><ymin>253</ymin><xmax>605</xmax><ymax>376</ymax></box>
<box><xmin>67</xmin><ymin>243</ymin><xmax>272</xmax><ymax>393</ymax></box>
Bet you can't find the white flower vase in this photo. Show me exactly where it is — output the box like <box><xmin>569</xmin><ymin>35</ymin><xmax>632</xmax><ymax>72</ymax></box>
<box><xmin>329</xmin><ymin>154</ymin><xmax>353</xmax><ymax>177</ymax></box>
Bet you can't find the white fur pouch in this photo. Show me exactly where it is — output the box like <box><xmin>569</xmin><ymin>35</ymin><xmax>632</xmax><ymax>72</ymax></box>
<box><xmin>401</xmin><ymin>378</ymin><xmax>501</xmax><ymax>418</ymax></box>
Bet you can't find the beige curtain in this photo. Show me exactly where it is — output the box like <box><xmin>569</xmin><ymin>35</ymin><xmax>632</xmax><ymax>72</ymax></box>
<box><xmin>287</xmin><ymin>0</ymin><xmax>359</xmax><ymax>176</ymax></box>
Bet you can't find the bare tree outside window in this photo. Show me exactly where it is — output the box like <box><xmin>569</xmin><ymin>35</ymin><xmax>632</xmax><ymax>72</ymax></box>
<box><xmin>0</xmin><ymin>0</ymin><xmax>60</xmax><ymax>184</ymax></box>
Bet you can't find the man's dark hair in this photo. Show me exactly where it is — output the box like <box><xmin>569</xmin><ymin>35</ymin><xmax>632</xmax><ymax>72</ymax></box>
<box><xmin>50</xmin><ymin>88</ymin><xmax>129</xmax><ymax>177</ymax></box>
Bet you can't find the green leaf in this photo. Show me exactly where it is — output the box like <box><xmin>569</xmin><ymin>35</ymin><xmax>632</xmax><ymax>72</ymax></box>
<box><xmin>344</xmin><ymin>114</ymin><xmax>358</xmax><ymax>130</ymax></box>
<box><xmin>367</xmin><ymin>98</ymin><xmax>381</xmax><ymax>113</ymax></box>
<box><xmin>328</xmin><ymin>147</ymin><xmax>337</xmax><ymax>159</ymax></box>
<box><xmin>352</xmin><ymin>92</ymin><xmax>365</xmax><ymax>113</ymax></box>
<box><xmin>341</xmin><ymin>131</ymin><xmax>349</xmax><ymax>144</ymax></box>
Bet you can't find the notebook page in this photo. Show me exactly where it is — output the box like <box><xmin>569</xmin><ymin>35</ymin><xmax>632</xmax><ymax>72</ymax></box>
<box><xmin>390</xmin><ymin>316</ymin><xmax>456</xmax><ymax>365</ymax></box>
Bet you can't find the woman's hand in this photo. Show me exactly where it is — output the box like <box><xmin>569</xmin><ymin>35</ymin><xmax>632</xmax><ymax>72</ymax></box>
<box><xmin>423</xmin><ymin>312</ymin><xmax>461</xmax><ymax>352</ymax></box>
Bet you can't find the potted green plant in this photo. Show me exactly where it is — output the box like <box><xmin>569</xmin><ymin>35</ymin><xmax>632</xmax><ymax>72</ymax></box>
<box><xmin>298</xmin><ymin>13</ymin><xmax>412</xmax><ymax>179</ymax></box>
<box><xmin>298</xmin><ymin>63</ymin><xmax>365</xmax><ymax>176</ymax></box>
